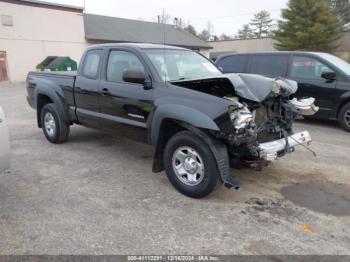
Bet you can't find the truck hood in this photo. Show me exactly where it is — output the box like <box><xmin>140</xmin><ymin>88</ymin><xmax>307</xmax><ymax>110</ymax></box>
<box><xmin>171</xmin><ymin>73</ymin><xmax>298</xmax><ymax>103</ymax></box>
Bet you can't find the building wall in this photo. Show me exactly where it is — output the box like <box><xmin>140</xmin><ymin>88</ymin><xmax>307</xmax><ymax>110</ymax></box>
<box><xmin>335</xmin><ymin>32</ymin><xmax>350</xmax><ymax>62</ymax></box>
<box><xmin>0</xmin><ymin>1</ymin><xmax>87</xmax><ymax>82</ymax></box>
<box><xmin>208</xmin><ymin>33</ymin><xmax>350</xmax><ymax>62</ymax></box>
<box><xmin>208</xmin><ymin>38</ymin><xmax>277</xmax><ymax>55</ymax></box>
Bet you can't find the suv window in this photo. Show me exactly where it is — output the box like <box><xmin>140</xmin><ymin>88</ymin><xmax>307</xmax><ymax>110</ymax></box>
<box><xmin>291</xmin><ymin>56</ymin><xmax>332</xmax><ymax>79</ymax></box>
<box><xmin>249</xmin><ymin>55</ymin><xmax>288</xmax><ymax>76</ymax></box>
<box><xmin>107</xmin><ymin>50</ymin><xmax>145</xmax><ymax>83</ymax></box>
<box><xmin>216</xmin><ymin>55</ymin><xmax>247</xmax><ymax>73</ymax></box>
<box><xmin>83</xmin><ymin>50</ymin><xmax>102</xmax><ymax>79</ymax></box>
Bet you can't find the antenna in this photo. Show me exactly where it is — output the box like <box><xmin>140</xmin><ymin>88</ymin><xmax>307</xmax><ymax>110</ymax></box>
<box><xmin>162</xmin><ymin>8</ymin><xmax>168</xmax><ymax>86</ymax></box>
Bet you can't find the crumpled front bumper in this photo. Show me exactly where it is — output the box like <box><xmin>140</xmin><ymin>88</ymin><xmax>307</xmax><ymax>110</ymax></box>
<box><xmin>259</xmin><ymin>131</ymin><xmax>312</xmax><ymax>161</ymax></box>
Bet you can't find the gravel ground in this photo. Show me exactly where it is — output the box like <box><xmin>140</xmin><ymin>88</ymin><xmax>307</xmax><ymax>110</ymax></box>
<box><xmin>0</xmin><ymin>83</ymin><xmax>349</xmax><ymax>255</ymax></box>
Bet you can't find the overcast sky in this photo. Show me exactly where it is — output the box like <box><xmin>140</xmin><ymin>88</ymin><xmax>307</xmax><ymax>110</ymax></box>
<box><xmin>44</xmin><ymin>0</ymin><xmax>288</xmax><ymax>36</ymax></box>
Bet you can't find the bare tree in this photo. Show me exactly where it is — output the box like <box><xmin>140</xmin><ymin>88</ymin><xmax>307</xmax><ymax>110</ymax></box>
<box><xmin>219</xmin><ymin>33</ymin><xmax>233</xmax><ymax>40</ymax></box>
<box><xmin>157</xmin><ymin>9</ymin><xmax>171</xmax><ymax>24</ymax></box>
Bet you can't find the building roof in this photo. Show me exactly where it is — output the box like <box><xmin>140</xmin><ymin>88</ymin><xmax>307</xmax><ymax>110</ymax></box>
<box><xmin>86</xmin><ymin>43</ymin><xmax>188</xmax><ymax>50</ymax></box>
<box><xmin>84</xmin><ymin>14</ymin><xmax>210</xmax><ymax>49</ymax></box>
<box><xmin>1</xmin><ymin>0</ymin><xmax>84</xmax><ymax>12</ymax></box>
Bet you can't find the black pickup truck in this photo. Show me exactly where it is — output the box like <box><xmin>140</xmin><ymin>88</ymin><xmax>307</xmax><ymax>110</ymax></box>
<box><xmin>27</xmin><ymin>43</ymin><xmax>316</xmax><ymax>198</ymax></box>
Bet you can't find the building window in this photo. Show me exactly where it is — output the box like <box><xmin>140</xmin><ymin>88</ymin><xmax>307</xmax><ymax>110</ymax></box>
<box><xmin>1</xmin><ymin>15</ymin><xmax>13</xmax><ymax>26</ymax></box>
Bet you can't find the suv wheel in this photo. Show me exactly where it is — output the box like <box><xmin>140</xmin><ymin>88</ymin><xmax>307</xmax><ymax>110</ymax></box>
<box><xmin>338</xmin><ymin>102</ymin><xmax>350</xmax><ymax>132</ymax></box>
<box><xmin>163</xmin><ymin>131</ymin><xmax>220</xmax><ymax>198</ymax></box>
<box><xmin>41</xmin><ymin>103</ymin><xmax>70</xmax><ymax>143</ymax></box>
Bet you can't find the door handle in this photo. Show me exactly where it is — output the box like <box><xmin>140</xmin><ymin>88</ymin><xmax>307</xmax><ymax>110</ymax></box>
<box><xmin>101</xmin><ymin>88</ymin><xmax>111</xmax><ymax>96</ymax></box>
<box><xmin>75</xmin><ymin>86</ymin><xmax>88</xmax><ymax>94</ymax></box>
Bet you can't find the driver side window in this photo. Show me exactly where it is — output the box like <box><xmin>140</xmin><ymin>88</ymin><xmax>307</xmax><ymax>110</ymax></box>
<box><xmin>291</xmin><ymin>56</ymin><xmax>331</xmax><ymax>80</ymax></box>
<box><xmin>107</xmin><ymin>50</ymin><xmax>145</xmax><ymax>83</ymax></box>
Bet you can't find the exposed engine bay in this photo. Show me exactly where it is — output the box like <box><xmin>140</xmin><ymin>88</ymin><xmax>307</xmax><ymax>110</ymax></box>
<box><xmin>171</xmin><ymin>73</ymin><xmax>318</xmax><ymax>168</ymax></box>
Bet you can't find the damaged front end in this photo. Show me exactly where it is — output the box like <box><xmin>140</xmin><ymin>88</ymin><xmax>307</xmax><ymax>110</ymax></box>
<box><xmin>223</xmin><ymin>76</ymin><xmax>317</xmax><ymax>167</ymax></box>
<box><xmin>171</xmin><ymin>73</ymin><xmax>317</xmax><ymax>171</ymax></box>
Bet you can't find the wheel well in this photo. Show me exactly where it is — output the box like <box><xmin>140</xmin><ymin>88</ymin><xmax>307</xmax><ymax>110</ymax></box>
<box><xmin>152</xmin><ymin>119</ymin><xmax>186</xmax><ymax>173</ymax></box>
<box><xmin>337</xmin><ymin>99</ymin><xmax>350</xmax><ymax>118</ymax></box>
<box><xmin>37</xmin><ymin>94</ymin><xmax>53</xmax><ymax>127</ymax></box>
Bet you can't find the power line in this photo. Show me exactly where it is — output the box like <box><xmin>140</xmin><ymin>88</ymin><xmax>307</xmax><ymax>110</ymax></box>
<box><xmin>188</xmin><ymin>9</ymin><xmax>281</xmax><ymax>20</ymax></box>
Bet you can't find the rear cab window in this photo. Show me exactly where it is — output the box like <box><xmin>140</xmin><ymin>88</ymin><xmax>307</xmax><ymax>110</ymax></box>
<box><xmin>216</xmin><ymin>55</ymin><xmax>248</xmax><ymax>73</ymax></box>
<box><xmin>248</xmin><ymin>54</ymin><xmax>288</xmax><ymax>77</ymax></box>
<box><xmin>82</xmin><ymin>49</ymin><xmax>103</xmax><ymax>79</ymax></box>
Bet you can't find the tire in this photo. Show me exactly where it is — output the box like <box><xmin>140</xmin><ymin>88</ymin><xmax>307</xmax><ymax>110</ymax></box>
<box><xmin>338</xmin><ymin>102</ymin><xmax>350</xmax><ymax>132</ymax></box>
<box><xmin>41</xmin><ymin>103</ymin><xmax>70</xmax><ymax>144</ymax></box>
<box><xmin>163</xmin><ymin>131</ymin><xmax>220</xmax><ymax>198</ymax></box>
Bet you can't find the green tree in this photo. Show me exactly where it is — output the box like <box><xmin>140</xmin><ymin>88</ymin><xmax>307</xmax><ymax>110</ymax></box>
<box><xmin>198</xmin><ymin>30</ymin><xmax>210</xmax><ymax>41</ymax></box>
<box><xmin>328</xmin><ymin>0</ymin><xmax>350</xmax><ymax>24</ymax></box>
<box><xmin>236</xmin><ymin>24</ymin><xmax>254</xmax><ymax>39</ymax></box>
<box><xmin>275</xmin><ymin>0</ymin><xmax>343</xmax><ymax>52</ymax></box>
<box><xmin>250</xmin><ymin>11</ymin><xmax>274</xmax><ymax>38</ymax></box>
<box><xmin>184</xmin><ymin>24</ymin><xmax>197</xmax><ymax>36</ymax></box>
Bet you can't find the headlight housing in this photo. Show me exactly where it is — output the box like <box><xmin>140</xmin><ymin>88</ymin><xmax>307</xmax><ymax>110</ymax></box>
<box><xmin>229</xmin><ymin>106</ymin><xmax>254</xmax><ymax>130</ymax></box>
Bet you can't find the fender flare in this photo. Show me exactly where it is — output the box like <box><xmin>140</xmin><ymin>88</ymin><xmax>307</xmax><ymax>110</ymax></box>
<box><xmin>34</xmin><ymin>78</ymin><xmax>70</xmax><ymax>125</ymax></box>
<box><xmin>149</xmin><ymin>104</ymin><xmax>220</xmax><ymax>145</ymax></box>
<box><xmin>337</xmin><ymin>91</ymin><xmax>350</xmax><ymax>116</ymax></box>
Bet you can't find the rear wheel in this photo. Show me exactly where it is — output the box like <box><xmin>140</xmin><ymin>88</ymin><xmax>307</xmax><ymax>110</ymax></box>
<box><xmin>338</xmin><ymin>102</ymin><xmax>350</xmax><ymax>132</ymax></box>
<box><xmin>163</xmin><ymin>131</ymin><xmax>220</xmax><ymax>198</ymax></box>
<box><xmin>41</xmin><ymin>103</ymin><xmax>70</xmax><ymax>143</ymax></box>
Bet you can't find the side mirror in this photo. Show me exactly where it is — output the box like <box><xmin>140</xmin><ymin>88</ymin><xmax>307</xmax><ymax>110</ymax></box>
<box><xmin>321</xmin><ymin>71</ymin><xmax>336</xmax><ymax>81</ymax></box>
<box><xmin>122</xmin><ymin>68</ymin><xmax>152</xmax><ymax>89</ymax></box>
<box><xmin>122</xmin><ymin>68</ymin><xmax>146</xmax><ymax>85</ymax></box>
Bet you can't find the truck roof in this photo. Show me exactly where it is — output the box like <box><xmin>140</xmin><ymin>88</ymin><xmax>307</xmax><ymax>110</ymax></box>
<box><xmin>217</xmin><ymin>51</ymin><xmax>330</xmax><ymax>58</ymax></box>
<box><xmin>86</xmin><ymin>43</ymin><xmax>189</xmax><ymax>51</ymax></box>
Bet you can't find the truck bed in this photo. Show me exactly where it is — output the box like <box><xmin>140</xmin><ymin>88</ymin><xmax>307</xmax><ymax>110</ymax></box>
<box><xmin>26</xmin><ymin>71</ymin><xmax>77</xmax><ymax>113</ymax></box>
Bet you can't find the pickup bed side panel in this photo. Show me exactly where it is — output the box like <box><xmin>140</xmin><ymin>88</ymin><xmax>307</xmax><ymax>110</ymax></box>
<box><xmin>27</xmin><ymin>74</ymin><xmax>76</xmax><ymax>126</ymax></box>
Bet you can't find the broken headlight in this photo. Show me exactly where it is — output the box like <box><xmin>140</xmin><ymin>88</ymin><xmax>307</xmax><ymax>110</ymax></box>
<box><xmin>230</xmin><ymin>106</ymin><xmax>254</xmax><ymax>130</ymax></box>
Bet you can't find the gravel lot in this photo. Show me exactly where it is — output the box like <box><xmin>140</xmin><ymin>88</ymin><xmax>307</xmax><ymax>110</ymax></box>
<box><xmin>0</xmin><ymin>83</ymin><xmax>349</xmax><ymax>255</ymax></box>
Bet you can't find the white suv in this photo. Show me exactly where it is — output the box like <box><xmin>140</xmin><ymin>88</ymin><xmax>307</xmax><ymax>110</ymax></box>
<box><xmin>0</xmin><ymin>106</ymin><xmax>10</xmax><ymax>172</ymax></box>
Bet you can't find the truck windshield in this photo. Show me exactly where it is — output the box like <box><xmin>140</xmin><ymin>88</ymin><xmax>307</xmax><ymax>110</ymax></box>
<box><xmin>318</xmin><ymin>53</ymin><xmax>350</xmax><ymax>76</ymax></box>
<box><xmin>145</xmin><ymin>49</ymin><xmax>222</xmax><ymax>81</ymax></box>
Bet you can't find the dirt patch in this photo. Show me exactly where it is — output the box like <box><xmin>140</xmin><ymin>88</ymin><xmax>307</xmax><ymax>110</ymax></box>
<box><xmin>243</xmin><ymin>197</ymin><xmax>303</xmax><ymax>223</ymax></box>
<box><xmin>281</xmin><ymin>181</ymin><xmax>350</xmax><ymax>216</ymax></box>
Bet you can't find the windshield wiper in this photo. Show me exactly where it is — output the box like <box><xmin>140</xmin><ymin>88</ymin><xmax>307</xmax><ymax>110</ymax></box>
<box><xmin>172</xmin><ymin>77</ymin><xmax>186</xmax><ymax>81</ymax></box>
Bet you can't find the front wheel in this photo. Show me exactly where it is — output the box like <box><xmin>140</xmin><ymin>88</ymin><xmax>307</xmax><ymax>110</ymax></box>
<box><xmin>41</xmin><ymin>103</ymin><xmax>70</xmax><ymax>144</ymax></box>
<box><xmin>338</xmin><ymin>102</ymin><xmax>350</xmax><ymax>132</ymax></box>
<box><xmin>163</xmin><ymin>131</ymin><xmax>220</xmax><ymax>198</ymax></box>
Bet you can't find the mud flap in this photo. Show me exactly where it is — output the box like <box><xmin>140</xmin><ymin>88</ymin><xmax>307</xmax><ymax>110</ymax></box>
<box><xmin>184</xmin><ymin>125</ymin><xmax>240</xmax><ymax>189</ymax></box>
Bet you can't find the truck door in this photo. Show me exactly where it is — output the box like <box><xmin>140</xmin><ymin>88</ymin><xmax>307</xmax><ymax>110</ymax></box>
<box><xmin>74</xmin><ymin>49</ymin><xmax>103</xmax><ymax>128</ymax></box>
<box><xmin>288</xmin><ymin>55</ymin><xmax>337</xmax><ymax>119</ymax></box>
<box><xmin>99</xmin><ymin>49</ymin><xmax>153</xmax><ymax>143</ymax></box>
<box><xmin>0</xmin><ymin>107</ymin><xmax>10</xmax><ymax>173</ymax></box>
